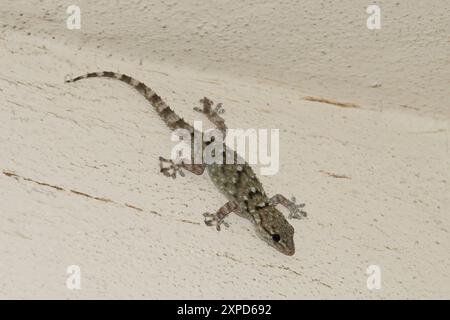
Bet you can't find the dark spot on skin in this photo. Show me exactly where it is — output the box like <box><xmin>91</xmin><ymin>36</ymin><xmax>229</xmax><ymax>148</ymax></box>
<box><xmin>159</xmin><ymin>106</ymin><xmax>173</xmax><ymax>119</ymax></box>
<box><xmin>149</xmin><ymin>93</ymin><xmax>162</xmax><ymax>104</ymax></box>
<box><xmin>172</xmin><ymin>118</ymin><xmax>189</xmax><ymax>130</ymax></box>
<box><xmin>121</xmin><ymin>74</ymin><xmax>132</xmax><ymax>83</ymax></box>
<box><xmin>235</xmin><ymin>171</ymin><xmax>242</xmax><ymax>189</ymax></box>
<box><xmin>103</xmin><ymin>71</ymin><xmax>115</xmax><ymax>77</ymax></box>
<box><xmin>136</xmin><ymin>82</ymin><xmax>147</xmax><ymax>92</ymax></box>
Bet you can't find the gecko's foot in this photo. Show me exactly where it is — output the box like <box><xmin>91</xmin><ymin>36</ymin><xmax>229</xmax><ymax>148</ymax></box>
<box><xmin>203</xmin><ymin>212</ymin><xmax>229</xmax><ymax>231</ymax></box>
<box><xmin>194</xmin><ymin>97</ymin><xmax>227</xmax><ymax>136</ymax></box>
<box><xmin>194</xmin><ymin>97</ymin><xmax>225</xmax><ymax>117</ymax></box>
<box><xmin>159</xmin><ymin>156</ymin><xmax>185</xmax><ymax>179</ymax></box>
<box><xmin>287</xmin><ymin>196</ymin><xmax>307</xmax><ymax>219</ymax></box>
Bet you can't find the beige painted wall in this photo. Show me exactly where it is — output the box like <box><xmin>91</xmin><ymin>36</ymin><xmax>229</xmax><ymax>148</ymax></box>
<box><xmin>0</xmin><ymin>1</ymin><xmax>448</xmax><ymax>298</ymax></box>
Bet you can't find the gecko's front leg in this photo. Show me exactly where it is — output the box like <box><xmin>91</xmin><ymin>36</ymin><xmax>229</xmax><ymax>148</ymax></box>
<box><xmin>159</xmin><ymin>157</ymin><xmax>205</xmax><ymax>178</ymax></box>
<box><xmin>194</xmin><ymin>97</ymin><xmax>227</xmax><ymax>136</ymax></box>
<box><xmin>270</xmin><ymin>194</ymin><xmax>307</xmax><ymax>219</ymax></box>
<box><xmin>203</xmin><ymin>200</ymin><xmax>239</xmax><ymax>231</ymax></box>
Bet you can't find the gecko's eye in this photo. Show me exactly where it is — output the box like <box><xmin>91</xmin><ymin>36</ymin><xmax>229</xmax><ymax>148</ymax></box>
<box><xmin>272</xmin><ymin>234</ymin><xmax>281</xmax><ymax>242</ymax></box>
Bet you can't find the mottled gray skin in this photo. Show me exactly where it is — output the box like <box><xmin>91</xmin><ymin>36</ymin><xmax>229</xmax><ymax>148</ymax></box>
<box><xmin>207</xmin><ymin>150</ymin><xmax>298</xmax><ymax>255</ymax></box>
<box><xmin>66</xmin><ymin>71</ymin><xmax>306</xmax><ymax>256</ymax></box>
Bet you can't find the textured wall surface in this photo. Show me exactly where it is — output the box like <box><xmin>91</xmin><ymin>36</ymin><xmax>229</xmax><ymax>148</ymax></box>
<box><xmin>2</xmin><ymin>0</ymin><xmax>449</xmax><ymax>117</ymax></box>
<box><xmin>0</xmin><ymin>1</ymin><xmax>449</xmax><ymax>298</ymax></box>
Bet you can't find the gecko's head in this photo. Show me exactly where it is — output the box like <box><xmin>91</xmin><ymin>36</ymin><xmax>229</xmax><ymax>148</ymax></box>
<box><xmin>254</xmin><ymin>207</ymin><xmax>295</xmax><ymax>256</ymax></box>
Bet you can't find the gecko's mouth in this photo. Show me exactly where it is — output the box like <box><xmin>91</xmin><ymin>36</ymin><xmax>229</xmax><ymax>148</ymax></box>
<box><xmin>274</xmin><ymin>236</ymin><xmax>295</xmax><ymax>256</ymax></box>
<box><xmin>267</xmin><ymin>236</ymin><xmax>296</xmax><ymax>256</ymax></box>
<box><xmin>283</xmin><ymin>246</ymin><xmax>295</xmax><ymax>256</ymax></box>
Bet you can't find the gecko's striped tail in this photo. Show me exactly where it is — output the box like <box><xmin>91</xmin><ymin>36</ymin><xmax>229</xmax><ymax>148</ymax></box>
<box><xmin>66</xmin><ymin>71</ymin><xmax>193</xmax><ymax>132</ymax></box>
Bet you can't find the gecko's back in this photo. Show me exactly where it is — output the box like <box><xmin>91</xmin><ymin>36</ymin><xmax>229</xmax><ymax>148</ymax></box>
<box><xmin>206</xmin><ymin>148</ymin><xmax>269</xmax><ymax>215</ymax></box>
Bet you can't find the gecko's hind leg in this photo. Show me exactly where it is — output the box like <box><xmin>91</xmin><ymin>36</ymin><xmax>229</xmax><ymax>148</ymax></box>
<box><xmin>203</xmin><ymin>200</ymin><xmax>239</xmax><ymax>231</ymax></box>
<box><xmin>159</xmin><ymin>157</ymin><xmax>206</xmax><ymax>178</ymax></box>
<box><xmin>270</xmin><ymin>194</ymin><xmax>307</xmax><ymax>219</ymax></box>
<box><xmin>194</xmin><ymin>97</ymin><xmax>227</xmax><ymax>136</ymax></box>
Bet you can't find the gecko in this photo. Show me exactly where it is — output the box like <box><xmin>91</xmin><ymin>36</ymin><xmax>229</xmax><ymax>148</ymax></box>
<box><xmin>66</xmin><ymin>71</ymin><xmax>307</xmax><ymax>256</ymax></box>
